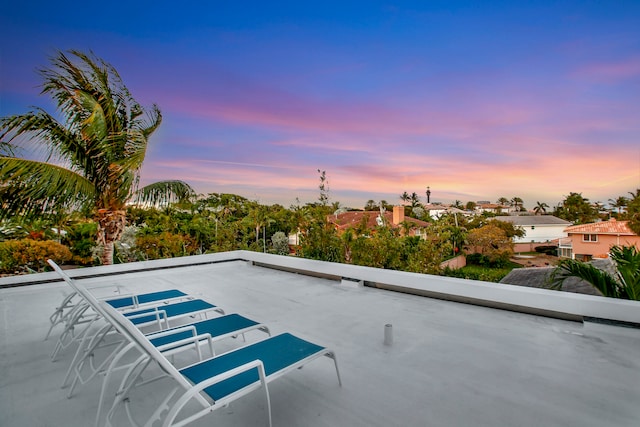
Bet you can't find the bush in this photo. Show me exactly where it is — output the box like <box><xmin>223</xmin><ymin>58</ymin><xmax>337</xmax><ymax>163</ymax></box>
<box><xmin>0</xmin><ymin>239</ymin><xmax>72</xmax><ymax>274</ymax></box>
<box><xmin>441</xmin><ymin>265</ymin><xmax>512</xmax><ymax>283</ymax></box>
<box><xmin>135</xmin><ymin>232</ymin><xmax>198</xmax><ymax>260</ymax></box>
<box><xmin>535</xmin><ymin>245</ymin><xmax>557</xmax><ymax>256</ymax></box>
<box><xmin>271</xmin><ymin>231</ymin><xmax>290</xmax><ymax>255</ymax></box>
<box><xmin>63</xmin><ymin>222</ymin><xmax>98</xmax><ymax>265</ymax></box>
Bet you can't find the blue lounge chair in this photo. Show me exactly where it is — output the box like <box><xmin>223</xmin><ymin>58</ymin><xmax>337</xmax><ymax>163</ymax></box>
<box><xmin>49</xmin><ymin>286</ymin><xmax>190</xmax><ymax>358</ymax></box>
<box><xmin>47</xmin><ymin>283</ymin><xmax>186</xmax><ymax>341</ymax></box>
<box><xmin>123</xmin><ymin>299</ymin><xmax>225</xmax><ymax>330</ymax></box>
<box><xmin>104</xmin><ymin>289</ymin><xmax>189</xmax><ymax>309</ymax></box>
<box><xmin>47</xmin><ymin>260</ymin><xmax>259</xmax><ymax>401</ymax></box>
<box><xmin>101</xmin><ymin>301</ymin><xmax>342</xmax><ymax>427</ymax></box>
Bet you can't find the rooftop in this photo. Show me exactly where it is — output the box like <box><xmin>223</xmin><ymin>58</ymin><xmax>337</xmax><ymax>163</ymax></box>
<box><xmin>565</xmin><ymin>219</ymin><xmax>635</xmax><ymax>235</ymax></box>
<box><xmin>1</xmin><ymin>251</ymin><xmax>640</xmax><ymax>427</ymax></box>
<box><xmin>495</xmin><ymin>215</ymin><xmax>572</xmax><ymax>226</ymax></box>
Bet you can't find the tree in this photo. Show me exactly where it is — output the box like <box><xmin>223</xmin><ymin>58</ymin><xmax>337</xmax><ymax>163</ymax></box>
<box><xmin>609</xmin><ymin>196</ymin><xmax>628</xmax><ymax>215</ymax></box>
<box><xmin>409</xmin><ymin>192</ymin><xmax>420</xmax><ymax>208</ymax></box>
<box><xmin>317</xmin><ymin>169</ymin><xmax>329</xmax><ymax>206</ymax></box>
<box><xmin>554</xmin><ymin>192</ymin><xmax>598</xmax><ymax>224</ymax></box>
<box><xmin>364</xmin><ymin>200</ymin><xmax>378</xmax><ymax>211</ymax></box>
<box><xmin>625</xmin><ymin>189</ymin><xmax>640</xmax><ymax>235</ymax></box>
<box><xmin>533</xmin><ymin>201</ymin><xmax>549</xmax><ymax>215</ymax></box>
<box><xmin>466</xmin><ymin>224</ymin><xmax>513</xmax><ymax>266</ymax></box>
<box><xmin>511</xmin><ymin>197</ymin><xmax>524</xmax><ymax>212</ymax></box>
<box><xmin>549</xmin><ymin>245</ymin><xmax>640</xmax><ymax>300</ymax></box>
<box><xmin>0</xmin><ymin>50</ymin><xmax>193</xmax><ymax>264</ymax></box>
<box><xmin>400</xmin><ymin>191</ymin><xmax>410</xmax><ymax>205</ymax></box>
<box><xmin>497</xmin><ymin>197</ymin><xmax>509</xmax><ymax>206</ymax></box>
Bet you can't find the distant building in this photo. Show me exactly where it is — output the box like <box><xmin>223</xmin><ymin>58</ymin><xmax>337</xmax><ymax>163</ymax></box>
<box><xmin>494</xmin><ymin>215</ymin><xmax>572</xmax><ymax>252</ymax></box>
<box><xmin>475</xmin><ymin>203</ymin><xmax>513</xmax><ymax>214</ymax></box>
<box><xmin>328</xmin><ymin>206</ymin><xmax>429</xmax><ymax>237</ymax></box>
<box><xmin>558</xmin><ymin>219</ymin><xmax>640</xmax><ymax>260</ymax></box>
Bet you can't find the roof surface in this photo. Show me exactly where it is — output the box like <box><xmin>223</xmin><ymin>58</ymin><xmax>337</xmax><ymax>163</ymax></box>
<box><xmin>1</xmin><ymin>254</ymin><xmax>639</xmax><ymax>427</ymax></box>
<box><xmin>328</xmin><ymin>211</ymin><xmax>428</xmax><ymax>230</ymax></box>
<box><xmin>500</xmin><ymin>266</ymin><xmax>604</xmax><ymax>296</ymax></box>
<box><xmin>565</xmin><ymin>219</ymin><xmax>635</xmax><ymax>235</ymax></box>
<box><xmin>495</xmin><ymin>215</ymin><xmax>572</xmax><ymax>226</ymax></box>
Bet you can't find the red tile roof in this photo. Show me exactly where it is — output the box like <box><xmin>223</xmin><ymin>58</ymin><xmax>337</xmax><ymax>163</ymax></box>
<box><xmin>327</xmin><ymin>211</ymin><xmax>428</xmax><ymax>231</ymax></box>
<box><xmin>564</xmin><ymin>219</ymin><xmax>636</xmax><ymax>236</ymax></box>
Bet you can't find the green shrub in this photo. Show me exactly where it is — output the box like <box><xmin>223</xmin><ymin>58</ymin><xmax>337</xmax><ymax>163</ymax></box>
<box><xmin>271</xmin><ymin>231</ymin><xmax>290</xmax><ymax>255</ymax></box>
<box><xmin>63</xmin><ymin>222</ymin><xmax>98</xmax><ymax>265</ymax></box>
<box><xmin>0</xmin><ymin>239</ymin><xmax>72</xmax><ymax>274</ymax></box>
<box><xmin>535</xmin><ymin>245</ymin><xmax>557</xmax><ymax>256</ymax></box>
<box><xmin>135</xmin><ymin>232</ymin><xmax>198</xmax><ymax>260</ymax></box>
<box><xmin>441</xmin><ymin>265</ymin><xmax>513</xmax><ymax>283</ymax></box>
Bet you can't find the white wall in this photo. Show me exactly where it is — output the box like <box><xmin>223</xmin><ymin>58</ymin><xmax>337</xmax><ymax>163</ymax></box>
<box><xmin>513</xmin><ymin>224</ymin><xmax>568</xmax><ymax>243</ymax></box>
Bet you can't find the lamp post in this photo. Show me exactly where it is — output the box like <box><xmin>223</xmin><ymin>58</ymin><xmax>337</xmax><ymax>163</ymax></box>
<box><xmin>426</xmin><ymin>186</ymin><xmax>431</xmax><ymax>204</ymax></box>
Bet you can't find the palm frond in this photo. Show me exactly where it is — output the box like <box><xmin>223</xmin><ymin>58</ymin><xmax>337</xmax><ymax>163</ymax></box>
<box><xmin>609</xmin><ymin>246</ymin><xmax>640</xmax><ymax>300</ymax></box>
<box><xmin>132</xmin><ymin>180</ymin><xmax>195</xmax><ymax>207</ymax></box>
<box><xmin>0</xmin><ymin>157</ymin><xmax>95</xmax><ymax>219</ymax></box>
<box><xmin>549</xmin><ymin>259</ymin><xmax>622</xmax><ymax>298</ymax></box>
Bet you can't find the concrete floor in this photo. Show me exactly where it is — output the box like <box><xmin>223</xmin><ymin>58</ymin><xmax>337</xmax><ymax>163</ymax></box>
<box><xmin>1</xmin><ymin>259</ymin><xmax>639</xmax><ymax>427</ymax></box>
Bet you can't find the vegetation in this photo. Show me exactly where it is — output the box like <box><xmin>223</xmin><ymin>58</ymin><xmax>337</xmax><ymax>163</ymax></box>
<box><xmin>2</xmin><ymin>51</ymin><xmax>639</xmax><ymax>288</ymax></box>
<box><xmin>553</xmin><ymin>192</ymin><xmax>598</xmax><ymax>224</ymax></box>
<box><xmin>442</xmin><ymin>264</ymin><xmax>515</xmax><ymax>283</ymax></box>
<box><xmin>549</xmin><ymin>245</ymin><xmax>640</xmax><ymax>300</ymax></box>
<box><xmin>0</xmin><ymin>239</ymin><xmax>72</xmax><ymax>274</ymax></box>
<box><xmin>0</xmin><ymin>50</ymin><xmax>193</xmax><ymax>265</ymax></box>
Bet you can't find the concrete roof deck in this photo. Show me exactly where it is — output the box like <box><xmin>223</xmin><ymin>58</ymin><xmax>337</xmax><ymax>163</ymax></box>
<box><xmin>1</xmin><ymin>251</ymin><xmax>640</xmax><ymax>426</ymax></box>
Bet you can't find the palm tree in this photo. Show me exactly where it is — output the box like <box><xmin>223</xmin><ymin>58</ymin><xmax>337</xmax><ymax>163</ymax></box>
<box><xmin>511</xmin><ymin>197</ymin><xmax>524</xmax><ymax>212</ymax></box>
<box><xmin>400</xmin><ymin>191</ymin><xmax>410</xmax><ymax>205</ymax></box>
<box><xmin>0</xmin><ymin>50</ymin><xmax>194</xmax><ymax>265</ymax></box>
<box><xmin>497</xmin><ymin>197</ymin><xmax>509</xmax><ymax>206</ymax></box>
<box><xmin>608</xmin><ymin>196</ymin><xmax>628</xmax><ymax>214</ymax></box>
<box><xmin>409</xmin><ymin>192</ymin><xmax>420</xmax><ymax>208</ymax></box>
<box><xmin>549</xmin><ymin>245</ymin><xmax>640</xmax><ymax>300</ymax></box>
<box><xmin>533</xmin><ymin>201</ymin><xmax>549</xmax><ymax>215</ymax></box>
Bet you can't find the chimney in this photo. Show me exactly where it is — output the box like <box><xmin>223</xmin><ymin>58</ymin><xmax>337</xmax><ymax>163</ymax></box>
<box><xmin>393</xmin><ymin>205</ymin><xmax>405</xmax><ymax>225</ymax></box>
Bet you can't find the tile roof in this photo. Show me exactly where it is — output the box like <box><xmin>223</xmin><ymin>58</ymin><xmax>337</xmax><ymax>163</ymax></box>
<box><xmin>328</xmin><ymin>211</ymin><xmax>428</xmax><ymax>230</ymax></box>
<box><xmin>564</xmin><ymin>219</ymin><xmax>636</xmax><ymax>235</ymax></box>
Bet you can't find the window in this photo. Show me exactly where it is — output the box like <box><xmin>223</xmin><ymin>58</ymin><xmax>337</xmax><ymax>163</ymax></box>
<box><xmin>559</xmin><ymin>247</ymin><xmax>573</xmax><ymax>258</ymax></box>
<box><xmin>582</xmin><ymin>234</ymin><xmax>598</xmax><ymax>242</ymax></box>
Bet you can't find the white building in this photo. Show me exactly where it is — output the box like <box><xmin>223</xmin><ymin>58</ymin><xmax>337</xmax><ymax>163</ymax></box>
<box><xmin>494</xmin><ymin>215</ymin><xmax>572</xmax><ymax>251</ymax></box>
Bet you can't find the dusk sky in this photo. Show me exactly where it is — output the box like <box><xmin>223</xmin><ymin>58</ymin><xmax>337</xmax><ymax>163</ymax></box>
<box><xmin>2</xmin><ymin>1</ymin><xmax>639</xmax><ymax>209</ymax></box>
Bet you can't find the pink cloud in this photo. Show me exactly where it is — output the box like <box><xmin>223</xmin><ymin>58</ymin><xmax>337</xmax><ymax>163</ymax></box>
<box><xmin>574</xmin><ymin>57</ymin><xmax>640</xmax><ymax>82</ymax></box>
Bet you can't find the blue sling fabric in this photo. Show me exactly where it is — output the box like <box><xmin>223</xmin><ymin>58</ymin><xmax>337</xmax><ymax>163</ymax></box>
<box><xmin>180</xmin><ymin>333</ymin><xmax>325</xmax><ymax>401</ymax></box>
<box><xmin>148</xmin><ymin>314</ymin><xmax>260</xmax><ymax>348</ymax></box>
<box><xmin>125</xmin><ymin>299</ymin><xmax>217</xmax><ymax>325</ymax></box>
<box><xmin>106</xmin><ymin>289</ymin><xmax>187</xmax><ymax>309</ymax></box>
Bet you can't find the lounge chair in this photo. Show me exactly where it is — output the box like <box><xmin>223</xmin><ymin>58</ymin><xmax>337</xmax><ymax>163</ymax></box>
<box><xmin>100</xmin><ymin>302</ymin><xmax>342</xmax><ymax>427</ymax></box>
<box><xmin>122</xmin><ymin>299</ymin><xmax>224</xmax><ymax>331</ymax></box>
<box><xmin>104</xmin><ymin>289</ymin><xmax>189</xmax><ymax>310</ymax></box>
<box><xmin>48</xmin><ymin>284</ymin><xmax>190</xmax><ymax>346</ymax></box>
<box><xmin>46</xmin><ymin>260</ymin><xmax>251</xmax><ymax>399</ymax></box>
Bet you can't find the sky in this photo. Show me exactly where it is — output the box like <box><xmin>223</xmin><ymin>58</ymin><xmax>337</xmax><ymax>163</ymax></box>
<box><xmin>1</xmin><ymin>1</ymin><xmax>640</xmax><ymax>209</ymax></box>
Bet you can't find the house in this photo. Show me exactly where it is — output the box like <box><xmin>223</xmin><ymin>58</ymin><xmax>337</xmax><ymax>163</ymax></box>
<box><xmin>327</xmin><ymin>205</ymin><xmax>429</xmax><ymax>237</ymax></box>
<box><xmin>423</xmin><ymin>203</ymin><xmax>449</xmax><ymax>220</ymax></box>
<box><xmin>494</xmin><ymin>215</ymin><xmax>572</xmax><ymax>252</ymax></box>
<box><xmin>475</xmin><ymin>203</ymin><xmax>513</xmax><ymax>214</ymax></box>
<box><xmin>558</xmin><ymin>218</ymin><xmax>640</xmax><ymax>260</ymax></box>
